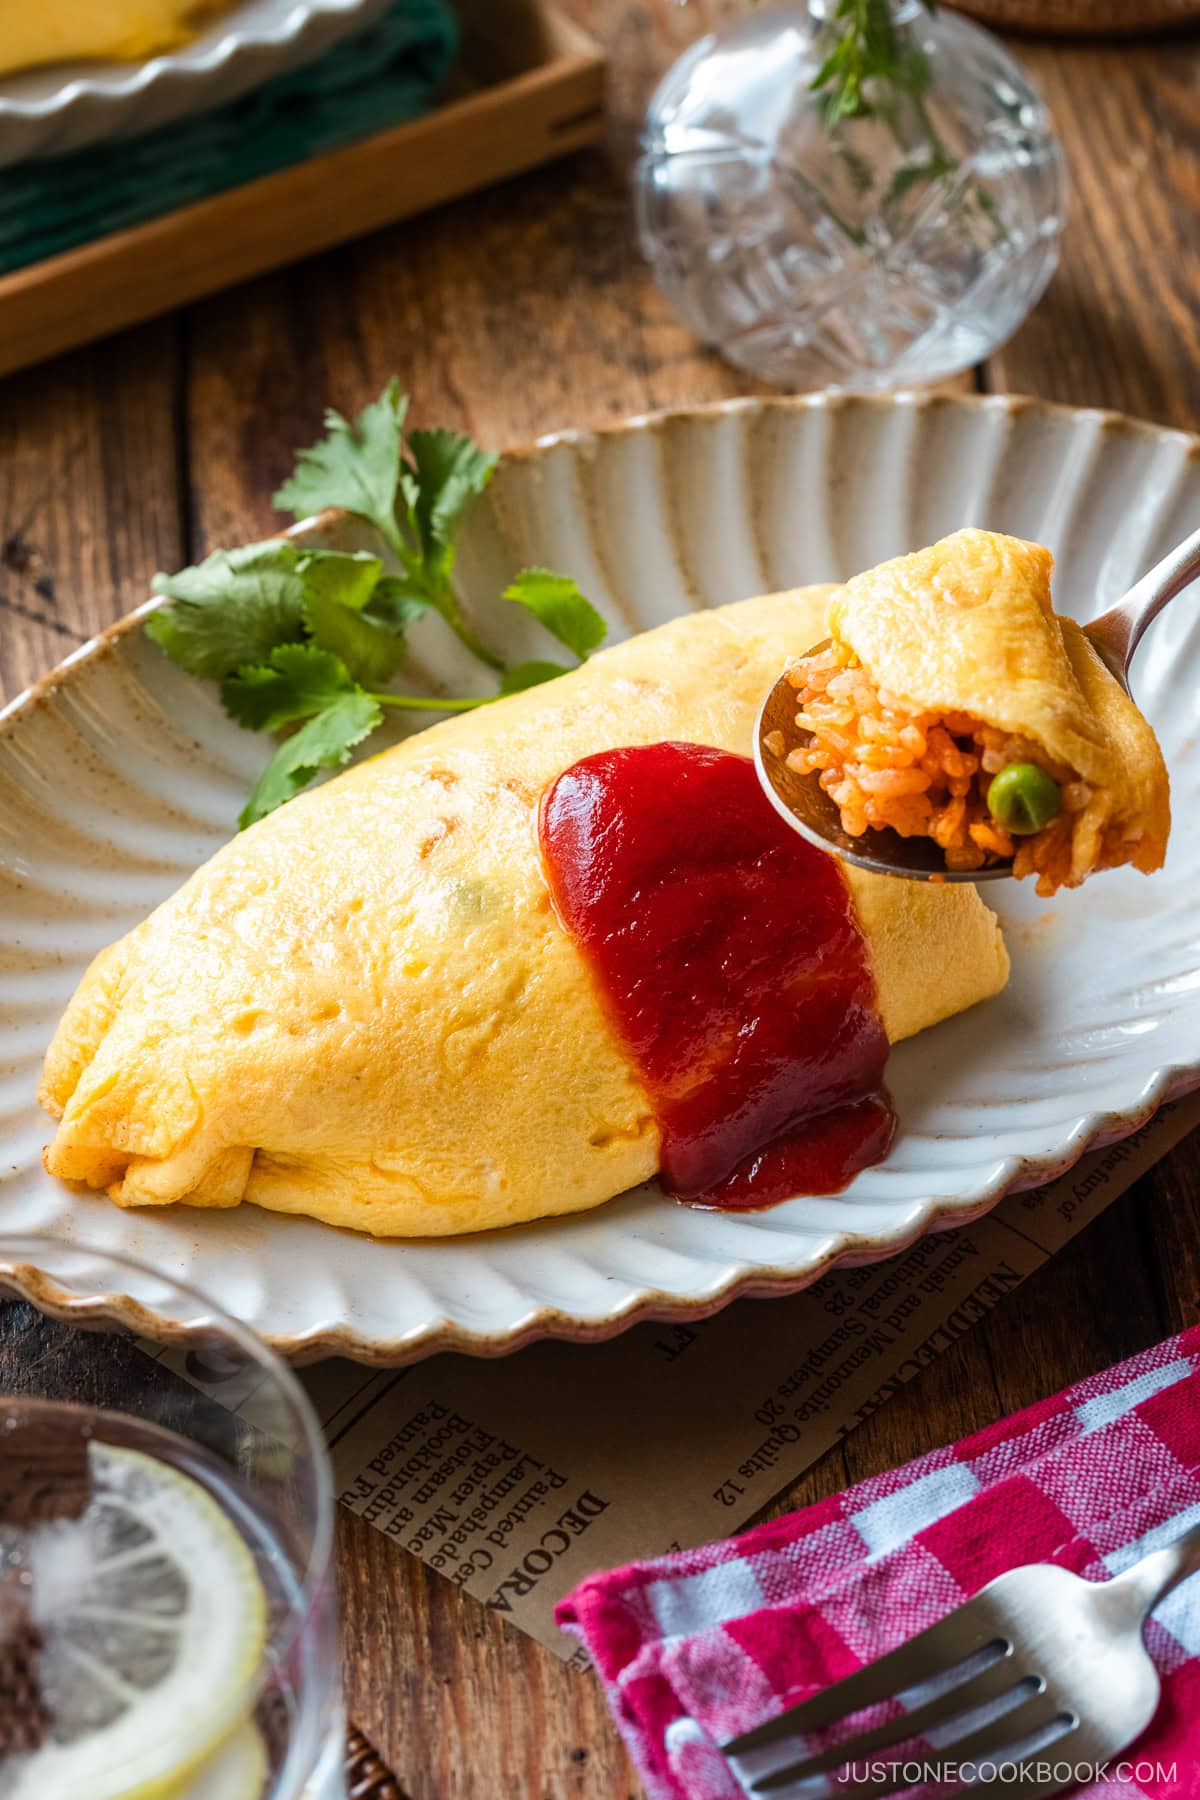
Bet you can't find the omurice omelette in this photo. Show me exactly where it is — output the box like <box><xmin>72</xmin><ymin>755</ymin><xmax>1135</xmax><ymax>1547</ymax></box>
<box><xmin>783</xmin><ymin>529</ymin><xmax>1170</xmax><ymax>895</ymax></box>
<box><xmin>41</xmin><ymin>584</ymin><xmax>1009</xmax><ymax>1238</ymax></box>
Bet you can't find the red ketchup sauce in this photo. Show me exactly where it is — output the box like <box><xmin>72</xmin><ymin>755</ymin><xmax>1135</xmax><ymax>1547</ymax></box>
<box><xmin>538</xmin><ymin>742</ymin><xmax>895</xmax><ymax>1209</ymax></box>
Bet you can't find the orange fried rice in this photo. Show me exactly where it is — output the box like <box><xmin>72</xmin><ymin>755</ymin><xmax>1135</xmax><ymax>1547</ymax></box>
<box><xmin>780</xmin><ymin>640</ymin><xmax>1147</xmax><ymax>897</ymax></box>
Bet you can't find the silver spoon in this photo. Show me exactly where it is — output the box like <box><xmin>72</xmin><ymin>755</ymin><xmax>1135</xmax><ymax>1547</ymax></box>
<box><xmin>755</xmin><ymin>525</ymin><xmax>1200</xmax><ymax>882</ymax></box>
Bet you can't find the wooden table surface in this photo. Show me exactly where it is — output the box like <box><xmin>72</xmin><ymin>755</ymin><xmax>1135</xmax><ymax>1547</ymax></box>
<box><xmin>2</xmin><ymin>6</ymin><xmax>1199</xmax><ymax>1796</ymax></box>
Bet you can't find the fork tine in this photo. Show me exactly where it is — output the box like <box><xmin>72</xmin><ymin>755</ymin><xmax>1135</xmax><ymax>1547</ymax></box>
<box><xmin>723</xmin><ymin>1609</ymin><xmax>1005</xmax><ymax>1755</ymax></box>
<box><xmin>753</xmin><ymin>1688</ymin><xmax>1071</xmax><ymax>1800</ymax></box>
<box><xmin>739</xmin><ymin>1651</ymin><xmax>1028</xmax><ymax>1787</ymax></box>
<box><xmin>921</xmin><ymin>1688</ymin><xmax>1075</xmax><ymax>1776</ymax></box>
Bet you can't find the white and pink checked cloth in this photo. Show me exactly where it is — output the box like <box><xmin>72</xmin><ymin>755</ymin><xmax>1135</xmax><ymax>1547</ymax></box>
<box><xmin>558</xmin><ymin>1325</ymin><xmax>1200</xmax><ymax>1798</ymax></box>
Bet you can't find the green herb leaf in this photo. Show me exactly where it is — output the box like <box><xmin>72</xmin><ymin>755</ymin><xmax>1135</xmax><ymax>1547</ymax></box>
<box><xmin>400</xmin><ymin>429</ymin><xmax>498</xmax><ymax>587</ymax></box>
<box><xmin>296</xmin><ymin>548</ymin><xmax>383</xmax><ymax>612</ymax></box>
<box><xmin>145</xmin><ymin>383</ymin><xmax>613</xmax><ymax>829</ymax></box>
<box><xmin>499</xmin><ymin>660</ymin><xmax>572</xmax><ymax>695</ymax></box>
<box><xmin>811</xmin><ymin>0</ymin><xmax>934</xmax><ymax>126</ymax></box>
<box><xmin>303</xmin><ymin>589</ymin><xmax>405</xmax><ymax>686</ymax></box>
<box><xmin>222</xmin><ymin>644</ymin><xmax>358</xmax><ymax>733</ymax></box>
<box><xmin>273</xmin><ymin>380</ymin><xmax>408</xmax><ymax>551</ymax></box>
<box><xmin>502</xmin><ymin>568</ymin><xmax>607</xmax><ymax>663</ymax></box>
<box><xmin>811</xmin><ymin>34</ymin><xmax>852</xmax><ymax>93</ymax></box>
<box><xmin>239</xmin><ymin>692</ymin><xmax>382</xmax><ymax>828</ymax></box>
<box><xmin>807</xmin><ymin>2</ymin><xmax>1000</xmax><ymax>248</ymax></box>
<box><xmin>365</xmin><ymin>577</ymin><xmax>434</xmax><ymax>633</ymax></box>
<box><xmin>147</xmin><ymin>542</ymin><xmax>307</xmax><ymax>680</ymax></box>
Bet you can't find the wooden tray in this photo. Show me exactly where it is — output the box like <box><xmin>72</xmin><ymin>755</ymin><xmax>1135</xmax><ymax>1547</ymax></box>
<box><xmin>0</xmin><ymin>0</ymin><xmax>604</xmax><ymax>379</ymax></box>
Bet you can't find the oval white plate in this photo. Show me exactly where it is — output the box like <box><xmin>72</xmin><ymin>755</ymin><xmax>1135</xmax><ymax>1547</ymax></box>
<box><xmin>0</xmin><ymin>0</ymin><xmax>388</xmax><ymax>167</ymax></box>
<box><xmin>2</xmin><ymin>393</ymin><xmax>1199</xmax><ymax>1364</ymax></box>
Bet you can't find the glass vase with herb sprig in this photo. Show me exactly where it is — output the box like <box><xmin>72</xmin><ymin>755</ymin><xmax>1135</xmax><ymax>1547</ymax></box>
<box><xmin>637</xmin><ymin>0</ymin><xmax>1068</xmax><ymax>389</ymax></box>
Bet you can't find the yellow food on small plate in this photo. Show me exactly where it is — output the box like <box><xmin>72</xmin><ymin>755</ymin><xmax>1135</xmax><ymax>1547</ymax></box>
<box><xmin>784</xmin><ymin>528</ymin><xmax>1170</xmax><ymax>895</ymax></box>
<box><xmin>40</xmin><ymin>586</ymin><xmax>1008</xmax><ymax>1240</ymax></box>
<box><xmin>0</xmin><ymin>0</ymin><xmax>235</xmax><ymax>75</ymax></box>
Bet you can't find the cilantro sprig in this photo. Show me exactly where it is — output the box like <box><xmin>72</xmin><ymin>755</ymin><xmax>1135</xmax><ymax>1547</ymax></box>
<box><xmin>147</xmin><ymin>383</ymin><xmax>607</xmax><ymax>829</ymax></box>
<box><xmin>273</xmin><ymin>380</ymin><xmax>507</xmax><ymax>672</ymax></box>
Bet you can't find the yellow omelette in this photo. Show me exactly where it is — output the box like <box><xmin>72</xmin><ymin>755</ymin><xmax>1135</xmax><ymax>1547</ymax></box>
<box><xmin>41</xmin><ymin>586</ymin><xmax>1009</xmax><ymax>1239</ymax></box>
<box><xmin>0</xmin><ymin>1</ymin><xmax>235</xmax><ymax>74</ymax></box>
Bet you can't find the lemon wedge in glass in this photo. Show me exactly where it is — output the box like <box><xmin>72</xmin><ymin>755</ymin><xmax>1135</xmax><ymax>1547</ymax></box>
<box><xmin>167</xmin><ymin>1720</ymin><xmax>268</xmax><ymax>1800</ymax></box>
<box><xmin>9</xmin><ymin>1441</ymin><xmax>267</xmax><ymax>1800</ymax></box>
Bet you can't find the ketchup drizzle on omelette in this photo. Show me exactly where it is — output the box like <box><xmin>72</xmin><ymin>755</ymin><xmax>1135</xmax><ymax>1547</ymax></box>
<box><xmin>538</xmin><ymin>742</ymin><xmax>895</xmax><ymax>1209</ymax></box>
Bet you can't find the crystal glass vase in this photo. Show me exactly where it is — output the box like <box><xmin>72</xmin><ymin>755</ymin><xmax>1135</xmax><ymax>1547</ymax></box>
<box><xmin>635</xmin><ymin>1</ymin><xmax>1068</xmax><ymax>389</ymax></box>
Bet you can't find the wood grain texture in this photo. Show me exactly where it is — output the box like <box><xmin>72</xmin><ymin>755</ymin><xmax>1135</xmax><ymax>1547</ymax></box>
<box><xmin>985</xmin><ymin>39</ymin><xmax>1200</xmax><ymax>427</ymax></box>
<box><xmin>0</xmin><ymin>320</ymin><xmax>182</xmax><ymax>693</ymax></box>
<box><xmin>949</xmin><ymin>0</ymin><xmax>1200</xmax><ymax>33</ymax></box>
<box><xmin>0</xmin><ymin>7</ymin><xmax>1198</xmax><ymax>1798</ymax></box>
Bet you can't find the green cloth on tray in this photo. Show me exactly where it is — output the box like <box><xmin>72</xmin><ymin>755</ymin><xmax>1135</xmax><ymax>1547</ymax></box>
<box><xmin>0</xmin><ymin>0</ymin><xmax>459</xmax><ymax>274</ymax></box>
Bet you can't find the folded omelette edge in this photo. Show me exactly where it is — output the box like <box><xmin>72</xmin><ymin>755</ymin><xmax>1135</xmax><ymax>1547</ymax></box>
<box><xmin>40</xmin><ymin>586</ymin><xmax>1009</xmax><ymax>1239</ymax></box>
<box><xmin>828</xmin><ymin>529</ymin><xmax>1171</xmax><ymax>862</ymax></box>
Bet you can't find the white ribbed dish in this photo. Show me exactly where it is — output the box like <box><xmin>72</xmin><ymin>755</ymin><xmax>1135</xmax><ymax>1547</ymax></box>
<box><xmin>2</xmin><ymin>393</ymin><xmax>1199</xmax><ymax>1365</ymax></box>
<box><xmin>0</xmin><ymin>0</ymin><xmax>388</xmax><ymax>167</ymax></box>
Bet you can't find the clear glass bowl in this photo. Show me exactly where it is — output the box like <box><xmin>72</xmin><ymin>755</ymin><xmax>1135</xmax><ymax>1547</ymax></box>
<box><xmin>635</xmin><ymin>1</ymin><xmax>1068</xmax><ymax>389</ymax></box>
<box><xmin>0</xmin><ymin>1237</ymin><xmax>342</xmax><ymax>1800</ymax></box>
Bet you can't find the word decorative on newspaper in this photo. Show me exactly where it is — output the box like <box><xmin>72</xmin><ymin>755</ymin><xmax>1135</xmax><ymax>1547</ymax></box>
<box><xmin>339</xmin><ymin>1405</ymin><xmax>609</xmax><ymax>1618</ymax></box>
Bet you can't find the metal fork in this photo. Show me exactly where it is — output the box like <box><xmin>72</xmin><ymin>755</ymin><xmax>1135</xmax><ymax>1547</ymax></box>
<box><xmin>722</xmin><ymin>1514</ymin><xmax>1200</xmax><ymax>1798</ymax></box>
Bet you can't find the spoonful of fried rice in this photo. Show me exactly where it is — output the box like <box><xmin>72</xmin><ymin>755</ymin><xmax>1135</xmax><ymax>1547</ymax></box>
<box><xmin>755</xmin><ymin>525</ymin><xmax>1195</xmax><ymax>895</ymax></box>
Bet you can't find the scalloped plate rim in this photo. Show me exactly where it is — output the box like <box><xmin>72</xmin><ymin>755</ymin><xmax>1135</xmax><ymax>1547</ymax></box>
<box><xmin>0</xmin><ymin>0</ymin><xmax>389</xmax><ymax>165</ymax></box>
<box><xmin>0</xmin><ymin>0</ymin><xmax>378</xmax><ymax>112</ymax></box>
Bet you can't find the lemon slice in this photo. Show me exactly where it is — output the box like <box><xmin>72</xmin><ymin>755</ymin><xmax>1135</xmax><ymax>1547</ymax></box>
<box><xmin>11</xmin><ymin>1441</ymin><xmax>267</xmax><ymax>1800</ymax></box>
<box><xmin>166</xmin><ymin>1722</ymin><xmax>267</xmax><ymax>1800</ymax></box>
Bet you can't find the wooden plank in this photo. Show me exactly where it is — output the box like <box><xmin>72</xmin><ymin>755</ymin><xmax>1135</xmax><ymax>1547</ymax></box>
<box><xmin>1140</xmin><ymin>1137</ymin><xmax>1200</xmax><ymax>1338</ymax></box>
<box><xmin>0</xmin><ymin>320</ymin><xmax>182</xmax><ymax>693</ymax></box>
<box><xmin>0</xmin><ymin>6</ymin><xmax>605</xmax><ymax>381</ymax></box>
<box><xmin>181</xmin><ymin>123</ymin><xmax>759</xmax><ymax>556</ymax></box>
<box><xmin>985</xmin><ymin>38</ymin><xmax>1200</xmax><ymax>429</ymax></box>
<box><xmin>456</xmin><ymin>0</ymin><xmax>600</xmax><ymax>74</ymax></box>
<box><xmin>337</xmin><ymin>1508</ymin><xmax>638</xmax><ymax>1800</ymax></box>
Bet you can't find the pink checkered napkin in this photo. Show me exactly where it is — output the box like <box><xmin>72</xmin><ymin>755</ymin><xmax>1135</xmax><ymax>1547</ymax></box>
<box><xmin>557</xmin><ymin>1325</ymin><xmax>1200</xmax><ymax>1800</ymax></box>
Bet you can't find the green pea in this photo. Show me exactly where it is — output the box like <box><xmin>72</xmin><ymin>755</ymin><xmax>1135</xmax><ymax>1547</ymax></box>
<box><xmin>986</xmin><ymin>762</ymin><xmax>1062</xmax><ymax>835</ymax></box>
